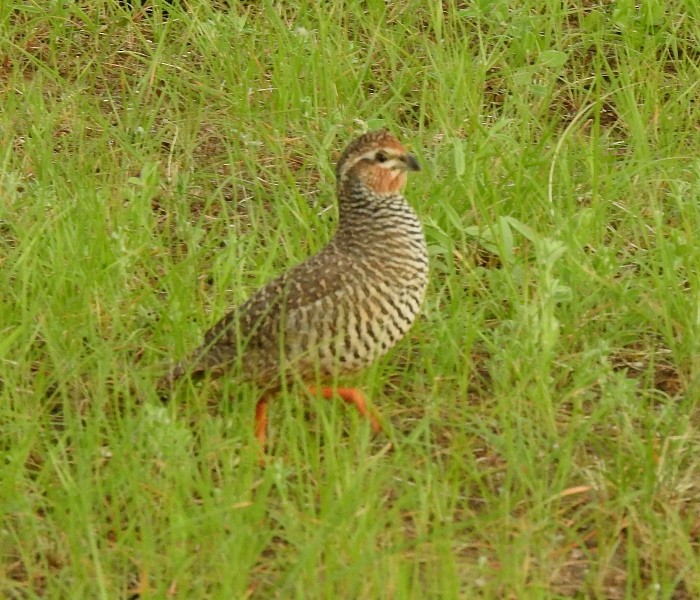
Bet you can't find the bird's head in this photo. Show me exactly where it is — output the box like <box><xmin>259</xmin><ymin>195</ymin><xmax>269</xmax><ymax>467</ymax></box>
<box><xmin>336</xmin><ymin>129</ymin><xmax>420</xmax><ymax>196</ymax></box>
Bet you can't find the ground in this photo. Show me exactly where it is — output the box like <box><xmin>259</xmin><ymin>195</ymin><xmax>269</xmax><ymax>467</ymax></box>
<box><xmin>2</xmin><ymin>1</ymin><xmax>700</xmax><ymax>598</ymax></box>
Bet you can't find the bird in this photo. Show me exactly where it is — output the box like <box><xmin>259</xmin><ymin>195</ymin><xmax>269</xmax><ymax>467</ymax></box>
<box><xmin>160</xmin><ymin>129</ymin><xmax>428</xmax><ymax>449</ymax></box>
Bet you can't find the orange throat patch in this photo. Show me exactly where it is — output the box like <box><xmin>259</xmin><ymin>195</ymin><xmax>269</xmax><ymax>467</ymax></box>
<box><xmin>371</xmin><ymin>168</ymin><xmax>407</xmax><ymax>194</ymax></box>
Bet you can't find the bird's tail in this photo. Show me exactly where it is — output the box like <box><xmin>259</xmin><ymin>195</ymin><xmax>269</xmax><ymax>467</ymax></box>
<box><xmin>156</xmin><ymin>361</ymin><xmax>185</xmax><ymax>400</ymax></box>
<box><xmin>156</xmin><ymin>345</ymin><xmax>223</xmax><ymax>399</ymax></box>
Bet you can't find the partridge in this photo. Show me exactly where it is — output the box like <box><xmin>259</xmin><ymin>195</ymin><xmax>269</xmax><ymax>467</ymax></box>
<box><xmin>161</xmin><ymin>129</ymin><xmax>428</xmax><ymax>447</ymax></box>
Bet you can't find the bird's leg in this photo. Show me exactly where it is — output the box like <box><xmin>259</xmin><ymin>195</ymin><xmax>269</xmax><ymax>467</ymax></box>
<box><xmin>254</xmin><ymin>395</ymin><xmax>269</xmax><ymax>447</ymax></box>
<box><xmin>308</xmin><ymin>386</ymin><xmax>382</xmax><ymax>433</ymax></box>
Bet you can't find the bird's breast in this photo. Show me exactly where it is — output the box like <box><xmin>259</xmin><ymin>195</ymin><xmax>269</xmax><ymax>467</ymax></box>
<box><xmin>285</xmin><ymin>204</ymin><xmax>428</xmax><ymax>376</ymax></box>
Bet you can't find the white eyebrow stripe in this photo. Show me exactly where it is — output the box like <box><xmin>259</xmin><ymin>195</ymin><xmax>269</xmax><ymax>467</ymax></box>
<box><xmin>351</xmin><ymin>148</ymin><xmax>402</xmax><ymax>167</ymax></box>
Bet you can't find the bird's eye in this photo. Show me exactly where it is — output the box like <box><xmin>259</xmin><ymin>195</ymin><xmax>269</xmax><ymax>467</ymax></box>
<box><xmin>375</xmin><ymin>151</ymin><xmax>388</xmax><ymax>163</ymax></box>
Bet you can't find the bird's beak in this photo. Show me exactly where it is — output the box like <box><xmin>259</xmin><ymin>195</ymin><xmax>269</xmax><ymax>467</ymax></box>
<box><xmin>402</xmin><ymin>153</ymin><xmax>421</xmax><ymax>172</ymax></box>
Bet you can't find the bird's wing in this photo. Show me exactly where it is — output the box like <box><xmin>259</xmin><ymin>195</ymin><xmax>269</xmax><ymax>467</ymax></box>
<box><xmin>163</xmin><ymin>244</ymin><xmax>360</xmax><ymax>383</ymax></box>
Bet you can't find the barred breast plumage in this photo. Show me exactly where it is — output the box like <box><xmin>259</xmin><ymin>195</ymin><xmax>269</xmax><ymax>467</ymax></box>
<box><xmin>160</xmin><ymin>129</ymin><xmax>428</xmax><ymax>447</ymax></box>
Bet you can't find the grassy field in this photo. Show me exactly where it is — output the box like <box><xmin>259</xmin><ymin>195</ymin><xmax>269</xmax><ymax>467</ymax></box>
<box><xmin>2</xmin><ymin>0</ymin><xmax>700</xmax><ymax>597</ymax></box>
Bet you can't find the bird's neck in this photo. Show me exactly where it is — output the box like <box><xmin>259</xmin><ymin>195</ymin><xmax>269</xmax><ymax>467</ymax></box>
<box><xmin>336</xmin><ymin>179</ymin><xmax>405</xmax><ymax>221</ymax></box>
<box><xmin>333</xmin><ymin>179</ymin><xmax>422</xmax><ymax>251</ymax></box>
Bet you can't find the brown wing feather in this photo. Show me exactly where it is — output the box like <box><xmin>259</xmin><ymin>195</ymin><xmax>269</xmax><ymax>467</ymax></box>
<box><xmin>161</xmin><ymin>242</ymin><xmax>355</xmax><ymax>386</ymax></box>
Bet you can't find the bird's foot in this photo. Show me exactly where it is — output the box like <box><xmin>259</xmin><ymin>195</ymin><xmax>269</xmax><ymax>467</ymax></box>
<box><xmin>308</xmin><ymin>386</ymin><xmax>383</xmax><ymax>433</ymax></box>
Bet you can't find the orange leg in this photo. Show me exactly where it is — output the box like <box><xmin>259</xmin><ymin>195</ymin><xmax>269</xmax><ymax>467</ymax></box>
<box><xmin>308</xmin><ymin>386</ymin><xmax>382</xmax><ymax>433</ymax></box>
<box><xmin>255</xmin><ymin>396</ymin><xmax>269</xmax><ymax>447</ymax></box>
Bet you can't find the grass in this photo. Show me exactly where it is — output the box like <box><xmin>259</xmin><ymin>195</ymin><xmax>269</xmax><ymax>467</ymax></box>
<box><xmin>2</xmin><ymin>0</ymin><xmax>700</xmax><ymax>597</ymax></box>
